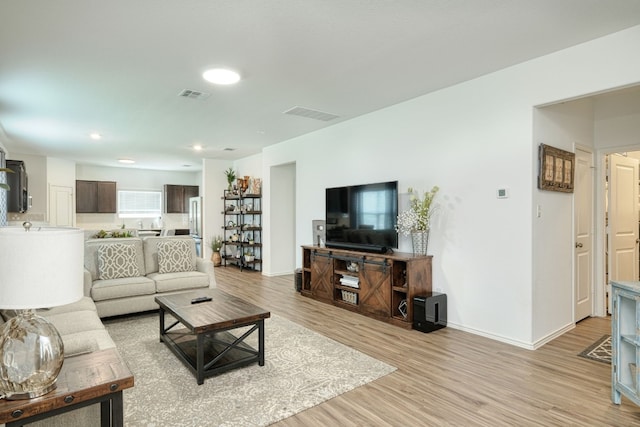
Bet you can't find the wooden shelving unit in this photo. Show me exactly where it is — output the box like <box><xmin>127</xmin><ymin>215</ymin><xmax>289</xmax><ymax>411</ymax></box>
<box><xmin>301</xmin><ymin>245</ymin><xmax>432</xmax><ymax>329</ymax></box>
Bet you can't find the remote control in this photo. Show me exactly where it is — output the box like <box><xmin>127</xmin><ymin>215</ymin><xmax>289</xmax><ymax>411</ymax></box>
<box><xmin>191</xmin><ymin>296</ymin><xmax>212</xmax><ymax>304</ymax></box>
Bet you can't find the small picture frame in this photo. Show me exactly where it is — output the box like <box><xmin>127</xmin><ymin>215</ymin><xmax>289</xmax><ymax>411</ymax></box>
<box><xmin>538</xmin><ymin>143</ymin><xmax>575</xmax><ymax>193</ymax></box>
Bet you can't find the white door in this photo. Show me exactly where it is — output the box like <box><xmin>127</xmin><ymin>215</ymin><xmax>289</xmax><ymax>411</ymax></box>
<box><xmin>574</xmin><ymin>147</ymin><xmax>593</xmax><ymax>321</ymax></box>
<box><xmin>608</xmin><ymin>155</ymin><xmax>639</xmax><ymax>305</ymax></box>
<box><xmin>49</xmin><ymin>185</ymin><xmax>73</xmax><ymax>227</ymax></box>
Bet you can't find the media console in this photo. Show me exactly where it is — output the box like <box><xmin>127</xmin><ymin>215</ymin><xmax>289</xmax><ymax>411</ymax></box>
<box><xmin>301</xmin><ymin>245</ymin><xmax>432</xmax><ymax>329</ymax></box>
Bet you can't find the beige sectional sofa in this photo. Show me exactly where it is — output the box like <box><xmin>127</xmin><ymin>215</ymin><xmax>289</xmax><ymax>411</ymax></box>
<box><xmin>0</xmin><ymin>235</ymin><xmax>216</xmax><ymax>426</ymax></box>
<box><xmin>84</xmin><ymin>235</ymin><xmax>215</xmax><ymax>317</ymax></box>
<box><xmin>0</xmin><ymin>297</ymin><xmax>115</xmax><ymax>427</ymax></box>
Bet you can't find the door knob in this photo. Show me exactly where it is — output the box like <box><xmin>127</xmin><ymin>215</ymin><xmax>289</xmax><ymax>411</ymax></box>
<box><xmin>575</xmin><ymin>242</ymin><xmax>583</xmax><ymax>248</ymax></box>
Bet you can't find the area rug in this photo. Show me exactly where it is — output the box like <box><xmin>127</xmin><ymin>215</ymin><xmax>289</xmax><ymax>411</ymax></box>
<box><xmin>578</xmin><ymin>334</ymin><xmax>611</xmax><ymax>364</ymax></box>
<box><xmin>104</xmin><ymin>313</ymin><xmax>396</xmax><ymax>427</ymax></box>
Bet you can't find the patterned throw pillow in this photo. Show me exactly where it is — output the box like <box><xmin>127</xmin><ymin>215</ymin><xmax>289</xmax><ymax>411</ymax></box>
<box><xmin>158</xmin><ymin>240</ymin><xmax>195</xmax><ymax>274</ymax></box>
<box><xmin>98</xmin><ymin>243</ymin><xmax>140</xmax><ymax>280</ymax></box>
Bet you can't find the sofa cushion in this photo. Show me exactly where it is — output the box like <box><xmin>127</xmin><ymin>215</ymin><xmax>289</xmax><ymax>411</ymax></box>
<box><xmin>98</xmin><ymin>243</ymin><xmax>140</xmax><ymax>279</ymax></box>
<box><xmin>44</xmin><ymin>310</ymin><xmax>106</xmax><ymax>336</ymax></box>
<box><xmin>63</xmin><ymin>334</ymin><xmax>100</xmax><ymax>357</ymax></box>
<box><xmin>143</xmin><ymin>236</ymin><xmax>197</xmax><ymax>274</ymax></box>
<box><xmin>147</xmin><ymin>271</ymin><xmax>210</xmax><ymax>293</ymax></box>
<box><xmin>91</xmin><ymin>276</ymin><xmax>156</xmax><ymax>301</ymax></box>
<box><xmin>157</xmin><ymin>239</ymin><xmax>196</xmax><ymax>273</ymax></box>
<box><xmin>85</xmin><ymin>238</ymin><xmax>145</xmax><ymax>281</ymax></box>
<box><xmin>37</xmin><ymin>297</ymin><xmax>97</xmax><ymax>316</ymax></box>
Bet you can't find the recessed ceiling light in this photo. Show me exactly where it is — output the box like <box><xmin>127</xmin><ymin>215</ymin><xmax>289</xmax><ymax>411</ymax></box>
<box><xmin>118</xmin><ymin>159</ymin><xmax>135</xmax><ymax>164</ymax></box>
<box><xmin>202</xmin><ymin>68</ymin><xmax>241</xmax><ymax>85</ymax></box>
<box><xmin>193</xmin><ymin>144</ymin><xmax>203</xmax><ymax>151</ymax></box>
<box><xmin>89</xmin><ymin>132</ymin><xmax>102</xmax><ymax>140</ymax></box>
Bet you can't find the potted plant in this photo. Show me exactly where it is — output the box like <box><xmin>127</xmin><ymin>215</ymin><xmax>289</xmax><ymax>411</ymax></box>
<box><xmin>209</xmin><ymin>235</ymin><xmax>223</xmax><ymax>266</ymax></box>
<box><xmin>395</xmin><ymin>186</ymin><xmax>439</xmax><ymax>255</ymax></box>
<box><xmin>224</xmin><ymin>167</ymin><xmax>236</xmax><ymax>192</ymax></box>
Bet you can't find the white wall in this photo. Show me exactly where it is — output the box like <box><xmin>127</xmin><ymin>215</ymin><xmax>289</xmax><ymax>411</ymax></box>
<box><xmin>257</xmin><ymin>25</ymin><xmax>640</xmax><ymax>348</ymax></box>
<box><xmin>532</xmin><ymin>99</ymin><xmax>595</xmax><ymax>343</ymax></box>
<box><xmin>202</xmin><ymin>158</ymin><xmax>231</xmax><ymax>259</ymax></box>
<box><xmin>594</xmin><ymin>86</ymin><xmax>640</xmax><ymax>150</ymax></box>
<box><xmin>269</xmin><ymin>162</ymin><xmax>296</xmax><ymax>276</ymax></box>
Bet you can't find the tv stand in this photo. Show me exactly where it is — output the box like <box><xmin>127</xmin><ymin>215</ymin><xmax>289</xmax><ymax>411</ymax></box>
<box><xmin>301</xmin><ymin>245</ymin><xmax>432</xmax><ymax>329</ymax></box>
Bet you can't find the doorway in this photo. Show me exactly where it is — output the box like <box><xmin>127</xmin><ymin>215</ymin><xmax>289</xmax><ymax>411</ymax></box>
<box><xmin>269</xmin><ymin>162</ymin><xmax>296</xmax><ymax>275</ymax></box>
<box><xmin>603</xmin><ymin>151</ymin><xmax>640</xmax><ymax>313</ymax></box>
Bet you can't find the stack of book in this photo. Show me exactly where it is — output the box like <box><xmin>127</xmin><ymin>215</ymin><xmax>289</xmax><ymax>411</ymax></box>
<box><xmin>340</xmin><ymin>275</ymin><xmax>359</xmax><ymax>289</ymax></box>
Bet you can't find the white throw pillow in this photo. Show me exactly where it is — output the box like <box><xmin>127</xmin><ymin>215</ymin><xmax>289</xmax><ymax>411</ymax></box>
<box><xmin>98</xmin><ymin>243</ymin><xmax>140</xmax><ymax>280</ymax></box>
<box><xmin>158</xmin><ymin>240</ymin><xmax>195</xmax><ymax>274</ymax></box>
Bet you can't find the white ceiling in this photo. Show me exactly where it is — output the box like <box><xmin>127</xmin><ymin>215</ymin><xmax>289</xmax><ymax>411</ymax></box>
<box><xmin>2</xmin><ymin>1</ymin><xmax>640</xmax><ymax>171</ymax></box>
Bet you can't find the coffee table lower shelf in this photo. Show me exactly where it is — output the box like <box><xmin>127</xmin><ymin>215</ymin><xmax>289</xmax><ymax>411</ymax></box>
<box><xmin>160</xmin><ymin>320</ymin><xmax>265</xmax><ymax>385</ymax></box>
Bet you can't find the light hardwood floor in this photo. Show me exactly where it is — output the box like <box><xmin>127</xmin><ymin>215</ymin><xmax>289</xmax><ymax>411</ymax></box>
<box><xmin>214</xmin><ymin>267</ymin><xmax>640</xmax><ymax>426</ymax></box>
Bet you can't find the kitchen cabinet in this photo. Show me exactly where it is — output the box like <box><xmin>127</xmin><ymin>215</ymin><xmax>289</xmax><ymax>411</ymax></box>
<box><xmin>76</xmin><ymin>180</ymin><xmax>116</xmax><ymax>213</ymax></box>
<box><xmin>164</xmin><ymin>185</ymin><xmax>199</xmax><ymax>213</ymax></box>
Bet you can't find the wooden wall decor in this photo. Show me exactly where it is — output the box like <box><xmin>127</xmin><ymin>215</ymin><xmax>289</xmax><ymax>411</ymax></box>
<box><xmin>538</xmin><ymin>143</ymin><xmax>575</xmax><ymax>193</ymax></box>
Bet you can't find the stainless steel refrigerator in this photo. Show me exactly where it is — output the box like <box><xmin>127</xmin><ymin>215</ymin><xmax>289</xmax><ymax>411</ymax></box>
<box><xmin>188</xmin><ymin>196</ymin><xmax>203</xmax><ymax>257</ymax></box>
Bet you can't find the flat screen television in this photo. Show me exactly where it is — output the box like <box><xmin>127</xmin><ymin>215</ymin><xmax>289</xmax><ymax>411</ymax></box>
<box><xmin>325</xmin><ymin>181</ymin><xmax>398</xmax><ymax>253</ymax></box>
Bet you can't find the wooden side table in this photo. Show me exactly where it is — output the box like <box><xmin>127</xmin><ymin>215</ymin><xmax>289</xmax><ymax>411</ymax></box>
<box><xmin>0</xmin><ymin>348</ymin><xmax>134</xmax><ymax>427</ymax></box>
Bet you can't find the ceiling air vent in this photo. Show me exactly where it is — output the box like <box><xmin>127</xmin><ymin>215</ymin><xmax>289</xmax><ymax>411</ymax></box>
<box><xmin>283</xmin><ymin>106</ymin><xmax>339</xmax><ymax>122</ymax></box>
<box><xmin>178</xmin><ymin>89</ymin><xmax>211</xmax><ymax>100</ymax></box>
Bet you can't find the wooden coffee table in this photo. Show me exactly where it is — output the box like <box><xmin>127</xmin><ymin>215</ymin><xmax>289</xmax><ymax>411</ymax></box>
<box><xmin>155</xmin><ymin>289</ymin><xmax>270</xmax><ymax>385</ymax></box>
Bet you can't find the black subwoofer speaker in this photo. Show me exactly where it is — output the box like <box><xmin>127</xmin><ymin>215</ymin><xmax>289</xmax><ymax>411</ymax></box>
<box><xmin>413</xmin><ymin>292</ymin><xmax>447</xmax><ymax>333</ymax></box>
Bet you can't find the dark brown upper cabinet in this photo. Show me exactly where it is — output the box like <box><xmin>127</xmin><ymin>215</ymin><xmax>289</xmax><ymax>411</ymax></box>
<box><xmin>164</xmin><ymin>184</ymin><xmax>199</xmax><ymax>213</ymax></box>
<box><xmin>76</xmin><ymin>180</ymin><xmax>117</xmax><ymax>213</ymax></box>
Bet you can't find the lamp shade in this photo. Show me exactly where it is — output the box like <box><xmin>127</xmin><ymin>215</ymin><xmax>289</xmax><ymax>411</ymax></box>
<box><xmin>0</xmin><ymin>226</ymin><xmax>84</xmax><ymax>309</ymax></box>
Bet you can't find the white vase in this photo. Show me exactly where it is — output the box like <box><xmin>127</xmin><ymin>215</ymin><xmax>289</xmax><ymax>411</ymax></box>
<box><xmin>411</xmin><ymin>230</ymin><xmax>429</xmax><ymax>255</ymax></box>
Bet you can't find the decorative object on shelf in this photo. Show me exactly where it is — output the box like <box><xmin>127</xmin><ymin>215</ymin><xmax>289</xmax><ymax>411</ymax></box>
<box><xmin>346</xmin><ymin>261</ymin><xmax>359</xmax><ymax>273</ymax></box>
<box><xmin>0</xmin><ymin>224</ymin><xmax>84</xmax><ymax>399</ymax></box>
<box><xmin>398</xmin><ymin>299</ymin><xmax>408</xmax><ymax>319</ymax></box>
<box><xmin>209</xmin><ymin>235</ymin><xmax>223</xmax><ymax>266</ymax></box>
<box><xmin>224</xmin><ymin>167</ymin><xmax>236</xmax><ymax>191</ymax></box>
<box><xmin>411</xmin><ymin>231</ymin><xmax>429</xmax><ymax>256</ymax></box>
<box><xmin>237</xmin><ymin>176</ymin><xmax>250</xmax><ymax>194</ymax></box>
<box><xmin>231</xmin><ymin>232</ymin><xmax>239</xmax><ymax>242</ymax></box>
<box><xmin>396</xmin><ymin>185</ymin><xmax>439</xmax><ymax>255</ymax></box>
<box><xmin>250</xmin><ymin>178</ymin><xmax>262</xmax><ymax>195</ymax></box>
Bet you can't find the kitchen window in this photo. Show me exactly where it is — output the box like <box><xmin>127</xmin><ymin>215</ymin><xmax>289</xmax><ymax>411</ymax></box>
<box><xmin>118</xmin><ymin>190</ymin><xmax>162</xmax><ymax>218</ymax></box>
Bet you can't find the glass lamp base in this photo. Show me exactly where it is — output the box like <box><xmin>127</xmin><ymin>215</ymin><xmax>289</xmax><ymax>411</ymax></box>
<box><xmin>0</xmin><ymin>309</ymin><xmax>64</xmax><ymax>400</ymax></box>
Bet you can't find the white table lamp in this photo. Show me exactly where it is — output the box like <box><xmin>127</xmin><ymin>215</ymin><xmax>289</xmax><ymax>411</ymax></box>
<box><xmin>0</xmin><ymin>224</ymin><xmax>84</xmax><ymax>399</ymax></box>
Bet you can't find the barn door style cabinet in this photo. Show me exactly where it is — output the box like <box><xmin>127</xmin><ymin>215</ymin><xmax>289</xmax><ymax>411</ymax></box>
<box><xmin>611</xmin><ymin>280</ymin><xmax>640</xmax><ymax>407</ymax></box>
<box><xmin>301</xmin><ymin>246</ymin><xmax>432</xmax><ymax>328</ymax></box>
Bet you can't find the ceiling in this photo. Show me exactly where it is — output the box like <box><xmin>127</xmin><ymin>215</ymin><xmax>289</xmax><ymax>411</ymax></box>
<box><xmin>2</xmin><ymin>1</ymin><xmax>640</xmax><ymax>171</ymax></box>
